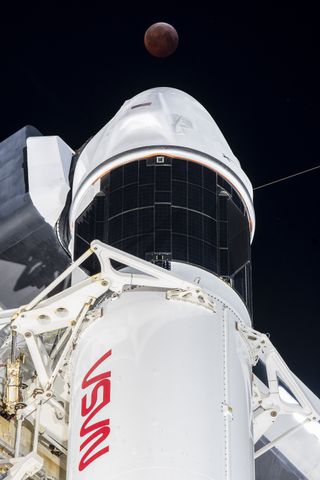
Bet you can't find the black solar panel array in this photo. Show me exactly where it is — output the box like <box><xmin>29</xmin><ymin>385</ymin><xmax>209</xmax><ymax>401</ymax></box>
<box><xmin>74</xmin><ymin>156</ymin><xmax>252</xmax><ymax>311</ymax></box>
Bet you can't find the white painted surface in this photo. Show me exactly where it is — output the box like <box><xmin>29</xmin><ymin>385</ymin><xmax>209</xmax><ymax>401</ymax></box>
<box><xmin>27</xmin><ymin>136</ymin><xmax>74</xmax><ymax>226</ymax></box>
<box><xmin>170</xmin><ymin>262</ymin><xmax>252</xmax><ymax>327</ymax></box>
<box><xmin>68</xmin><ymin>271</ymin><xmax>254</xmax><ymax>479</ymax></box>
<box><xmin>69</xmin><ymin>87</ymin><xmax>255</xmax><ymax>241</ymax></box>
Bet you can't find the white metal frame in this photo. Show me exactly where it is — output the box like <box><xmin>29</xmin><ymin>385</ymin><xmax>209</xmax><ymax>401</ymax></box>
<box><xmin>1</xmin><ymin>240</ymin><xmax>215</xmax><ymax>393</ymax></box>
<box><xmin>237</xmin><ymin>322</ymin><xmax>320</xmax><ymax>458</ymax></box>
<box><xmin>0</xmin><ymin>240</ymin><xmax>216</xmax><ymax>478</ymax></box>
<box><xmin>2</xmin><ymin>240</ymin><xmax>317</xmax><ymax>474</ymax></box>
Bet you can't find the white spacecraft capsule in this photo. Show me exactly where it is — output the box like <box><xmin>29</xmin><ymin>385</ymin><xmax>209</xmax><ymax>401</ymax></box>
<box><xmin>66</xmin><ymin>87</ymin><xmax>255</xmax><ymax>479</ymax></box>
<box><xmin>1</xmin><ymin>87</ymin><xmax>320</xmax><ymax>480</ymax></box>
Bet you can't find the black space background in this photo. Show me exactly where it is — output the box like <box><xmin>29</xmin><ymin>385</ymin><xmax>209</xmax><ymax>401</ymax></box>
<box><xmin>0</xmin><ymin>7</ymin><xmax>319</xmax><ymax>395</ymax></box>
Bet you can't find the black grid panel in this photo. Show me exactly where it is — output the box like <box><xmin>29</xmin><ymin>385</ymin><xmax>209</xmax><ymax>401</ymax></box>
<box><xmin>74</xmin><ymin>156</ymin><xmax>252</xmax><ymax>311</ymax></box>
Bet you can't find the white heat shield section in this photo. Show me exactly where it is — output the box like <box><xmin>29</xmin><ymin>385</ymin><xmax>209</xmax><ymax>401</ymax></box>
<box><xmin>27</xmin><ymin>136</ymin><xmax>74</xmax><ymax>226</ymax></box>
<box><xmin>67</xmin><ymin>288</ymin><xmax>254</xmax><ymax>480</ymax></box>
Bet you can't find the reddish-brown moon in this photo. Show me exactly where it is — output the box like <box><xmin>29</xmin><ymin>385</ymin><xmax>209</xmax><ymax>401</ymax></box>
<box><xmin>144</xmin><ymin>22</ymin><xmax>179</xmax><ymax>58</ymax></box>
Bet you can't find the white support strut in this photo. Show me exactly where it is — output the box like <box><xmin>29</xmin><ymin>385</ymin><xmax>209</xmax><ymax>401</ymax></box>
<box><xmin>237</xmin><ymin>322</ymin><xmax>320</xmax><ymax>458</ymax></box>
<box><xmin>0</xmin><ymin>240</ymin><xmax>217</xmax><ymax>476</ymax></box>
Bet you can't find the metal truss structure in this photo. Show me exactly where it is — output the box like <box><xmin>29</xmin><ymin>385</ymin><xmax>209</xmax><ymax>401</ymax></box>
<box><xmin>0</xmin><ymin>241</ymin><xmax>215</xmax><ymax>479</ymax></box>
<box><xmin>0</xmin><ymin>240</ymin><xmax>319</xmax><ymax>478</ymax></box>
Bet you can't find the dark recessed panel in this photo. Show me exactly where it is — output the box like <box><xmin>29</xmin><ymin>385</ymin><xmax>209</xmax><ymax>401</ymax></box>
<box><xmin>108</xmin><ymin>216</ymin><xmax>122</xmax><ymax>244</ymax></box>
<box><xmin>219</xmin><ymin>248</ymin><xmax>229</xmax><ymax>276</ymax></box>
<box><xmin>74</xmin><ymin>155</ymin><xmax>251</xmax><ymax>312</ymax></box>
<box><xmin>218</xmin><ymin>194</ymin><xmax>228</xmax><ymax>221</ymax></box>
<box><xmin>123</xmin><ymin>184</ymin><xmax>138</xmax><ymax>211</ymax></box>
<box><xmin>155</xmin><ymin>191</ymin><xmax>171</xmax><ymax>203</ymax></box>
<box><xmin>123</xmin><ymin>210</ymin><xmax>138</xmax><ymax>238</ymax></box>
<box><xmin>156</xmin><ymin>164</ymin><xmax>171</xmax><ymax>191</ymax></box>
<box><xmin>233</xmin><ymin>268</ymin><xmax>246</xmax><ymax>303</ymax></box>
<box><xmin>109</xmin><ymin>189</ymin><xmax>123</xmax><ymax>217</ymax></box>
<box><xmin>172</xmin><ymin>234</ymin><xmax>188</xmax><ymax>261</ymax></box>
<box><xmin>155</xmin><ymin>230</ymin><xmax>171</xmax><ymax>252</ymax></box>
<box><xmin>122</xmin><ymin>237</ymin><xmax>138</xmax><ymax>257</ymax></box>
<box><xmin>188</xmin><ymin>211</ymin><xmax>203</xmax><ymax>239</ymax></box>
<box><xmin>188</xmin><ymin>184</ymin><xmax>203</xmax><ymax>212</ymax></box>
<box><xmin>110</xmin><ymin>167</ymin><xmax>123</xmax><ymax>191</ymax></box>
<box><xmin>204</xmin><ymin>243</ymin><xmax>217</xmax><ymax>272</ymax></box>
<box><xmin>138</xmin><ymin>234</ymin><xmax>154</xmax><ymax>259</ymax></box>
<box><xmin>219</xmin><ymin>221</ymin><xmax>228</xmax><ymax>247</ymax></box>
<box><xmin>203</xmin><ymin>168</ymin><xmax>216</xmax><ymax>192</ymax></box>
<box><xmin>203</xmin><ymin>190</ymin><xmax>216</xmax><ymax>218</ymax></box>
<box><xmin>172</xmin><ymin>207</ymin><xmax>187</xmax><ymax>235</ymax></box>
<box><xmin>188</xmin><ymin>161</ymin><xmax>203</xmax><ymax>186</ymax></box>
<box><xmin>172</xmin><ymin>158</ymin><xmax>187</xmax><ymax>181</ymax></box>
<box><xmin>204</xmin><ymin>217</ymin><xmax>217</xmax><ymax>245</ymax></box>
<box><xmin>172</xmin><ymin>180</ymin><xmax>187</xmax><ymax>207</ymax></box>
<box><xmin>139</xmin><ymin>160</ymin><xmax>154</xmax><ymax>185</ymax></box>
<box><xmin>228</xmin><ymin>200</ymin><xmax>250</xmax><ymax>274</ymax></box>
<box><xmin>155</xmin><ymin>204</ymin><xmax>171</xmax><ymax>230</ymax></box>
<box><xmin>138</xmin><ymin>207</ymin><xmax>154</xmax><ymax>234</ymax></box>
<box><xmin>188</xmin><ymin>237</ymin><xmax>203</xmax><ymax>266</ymax></box>
<box><xmin>139</xmin><ymin>184</ymin><xmax>154</xmax><ymax>207</ymax></box>
<box><xmin>124</xmin><ymin>161</ymin><xmax>138</xmax><ymax>185</ymax></box>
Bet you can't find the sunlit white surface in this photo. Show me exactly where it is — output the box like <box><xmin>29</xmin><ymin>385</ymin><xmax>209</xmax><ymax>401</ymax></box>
<box><xmin>68</xmin><ymin>266</ymin><xmax>254</xmax><ymax>479</ymax></box>
<box><xmin>70</xmin><ymin>87</ymin><xmax>255</xmax><ymax>242</ymax></box>
<box><xmin>279</xmin><ymin>386</ymin><xmax>299</xmax><ymax>405</ymax></box>
<box><xmin>27</xmin><ymin>136</ymin><xmax>74</xmax><ymax>226</ymax></box>
<box><xmin>279</xmin><ymin>386</ymin><xmax>320</xmax><ymax>440</ymax></box>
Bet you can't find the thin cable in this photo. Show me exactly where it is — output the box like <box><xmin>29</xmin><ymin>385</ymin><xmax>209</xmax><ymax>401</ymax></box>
<box><xmin>254</xmin><ymin>164</ymin><xmax>320</xmax><ymax>191</ymax></box>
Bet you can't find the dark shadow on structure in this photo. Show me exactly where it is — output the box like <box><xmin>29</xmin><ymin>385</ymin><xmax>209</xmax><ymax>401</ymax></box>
<box><xmin>255</xmin><ymin>436</ymin><xmax>307</xmax><ymax>480</ymax></box>
<box><xmin>0</xmin><ymin>126</ymin><xmax>70</xmax><ymax>309</ymax></box>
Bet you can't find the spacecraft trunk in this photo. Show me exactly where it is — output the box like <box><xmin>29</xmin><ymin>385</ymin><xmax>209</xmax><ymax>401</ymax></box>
<box><xmin>67</xmin><ymin>267</ymin><xmax>254</xmax><ymax>479</ymax></box>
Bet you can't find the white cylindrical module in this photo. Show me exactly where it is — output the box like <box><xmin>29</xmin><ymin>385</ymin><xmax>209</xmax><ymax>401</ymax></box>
<box><xmin>67</xmin><ymin>266</ymin><xmax>254</xmax><ymax>480</ymax></box>
<box><xmin>68</xmin><ymin>86</ymin><xmax>255</xmax><ymax>479</ymax></box>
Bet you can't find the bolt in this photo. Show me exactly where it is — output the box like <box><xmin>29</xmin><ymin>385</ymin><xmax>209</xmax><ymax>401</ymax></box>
<box><xmin>46</xmin><ymin>392</ymin><xmax>52</xmax><ymax>397</ymax></box>
<box><xmin>70</xmin><ymin>320</ymin><xmax>76</xmax><ymax>326</ymax></box>
<box><xmin>271</xmin><ymin>410</ymin><xmax>278</xmax><ymax>417</ymax></box>
<box><xmin>101</xmin><ymin>280</ymin><xmax>108</xmax><ymax>287</ymax></box>
<box><xmin>25</xmin><ymin>332</ymin><xmax>32</xmax><ymax>338</ymax></box>
<box><xmin>33</xmin><ymin>388</ymin><xmax>44</xmax><ymax>397</ymax></box>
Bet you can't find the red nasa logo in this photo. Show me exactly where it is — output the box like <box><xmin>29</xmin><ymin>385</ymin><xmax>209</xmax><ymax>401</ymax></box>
<box><xmin>79</xmin><ymin>349</ymin><xmax>112</xmax><ymax>471</ymax></box>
